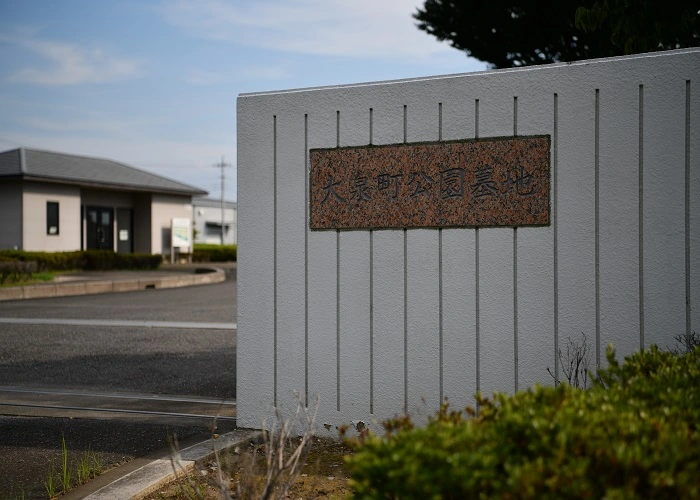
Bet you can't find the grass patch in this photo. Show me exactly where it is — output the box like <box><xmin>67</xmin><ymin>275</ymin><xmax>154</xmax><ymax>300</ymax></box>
<box><xmin>0</xmin><ymin>271</ymin><xmax>72</xmax><ymax>288</ymax></box>
<box><xmin>42</xmin><ymin>435</ymin><xmax>105</xmax><ymax>498</ymax></box>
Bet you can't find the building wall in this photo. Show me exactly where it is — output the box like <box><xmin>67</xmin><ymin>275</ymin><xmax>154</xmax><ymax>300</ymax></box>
<box><xmin>0</xmin><ymin>181</ymin><xmax>23</xmax><ymax>249</ymax></box>
<box><xmin>237</xmin><ymin>49</ymin><xmax>700</xmax><ymax>431</ymax></box>
<box><xmin>132</xmin><ymin>193</ymin><xmax>152</xmax><ymax>254</ymax></box>
<box><xmin>193</xmin><ymin>204</ymin><xmax>237</xmax><ymax>245</ymax></box>
<box><xmin>22</xmin><ymin>182</ymin><xmax>82</xmax><ymax>252</ymax></box>
<box><xmin>151</xmin><ymin>194</ymin><xmax>193</xmax><ymax>255</ymax></box>
<box><xmin>80</xmin><ymin>189</ymin><xmax>134</xmax><ymax>208</ymax></box>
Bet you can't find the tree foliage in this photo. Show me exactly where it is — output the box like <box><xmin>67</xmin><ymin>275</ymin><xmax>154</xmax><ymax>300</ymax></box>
<box><xmin>414</xmin><ymin>0</ymin><xmax>699</xmax><ymax>68</ymax></box>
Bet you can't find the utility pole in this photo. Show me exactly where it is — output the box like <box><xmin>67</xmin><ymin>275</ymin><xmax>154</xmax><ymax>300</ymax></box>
<box><xmin>214</xmin><ymin>155</ymin><xmax>231</xmax><ymax>245</ymax></box>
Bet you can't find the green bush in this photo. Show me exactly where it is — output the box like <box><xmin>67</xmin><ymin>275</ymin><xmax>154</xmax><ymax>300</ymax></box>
<box><xmin>0</xmin><ymin>250</ymin><xmax>83</xmax><ymax>271</ymax></box>
<box><xmin>81</xmin><ymin>250</ymin><xmax>162</xmax><ymax>271</ymax></box>
<box><xmin>192</xmin><ymin>243</ymin><xmax>237</xmax><ymax>262</ymax></box>
<box><xmin>345</xmin><ymin>346</ymin><xmax>700</xmax><ymax>499</ymax></box>
<box><xmin>0</xmin><ymin>250</ymin><xmax>161</xmax><ymax>272</ymax></box>
<box><xmin>0</xmin><ymin>260</ymin><xmax>38</xmax><ymax>285</ymax></box>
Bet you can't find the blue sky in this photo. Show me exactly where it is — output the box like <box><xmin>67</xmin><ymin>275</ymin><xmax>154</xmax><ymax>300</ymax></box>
<box><xmin>0</xmin><ymin>0</ymin><xmax>486</xmax><ymax>201</ymax></box>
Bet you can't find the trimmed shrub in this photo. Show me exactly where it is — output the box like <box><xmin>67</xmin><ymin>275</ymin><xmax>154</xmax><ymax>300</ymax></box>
<box><xmin>0</xmin><ymin>250</ymin><xmax>83</xmax><ymax>271</ymax></box>
<box><xmin>80</xmin><ymin>250</ymin><xmax>162</xmax><ymax>270</ymax></box>
<box><xmin>192</xmin><ymin>243</ymin><xmax>237</xmax><ymax>262</ymax></box>
<box><xmin>345</xmin><ymin>346</ymin><xmax>700</xmax><ymax>499</ymax></box>
<box><xmin>0</xmin><ymin>250</ymin><xmax>161</xmax><ymax>272</ymax></box>
<box><xmin>0</xmin><ymin>260</ymin><xmax>38</xmax><ymax>285</ymax></box>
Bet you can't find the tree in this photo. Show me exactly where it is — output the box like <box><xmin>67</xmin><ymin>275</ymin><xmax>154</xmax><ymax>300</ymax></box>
<box><xmin>413</xmin><ymin>0</ymin><xmax>699</xmax><ymax>69</ymax></box>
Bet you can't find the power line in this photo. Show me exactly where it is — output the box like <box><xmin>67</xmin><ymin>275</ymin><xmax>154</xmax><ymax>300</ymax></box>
<box><xmin>214</xmin><ymin>155</ymin><xmax>232</xmax><ymax>245</ymax></box>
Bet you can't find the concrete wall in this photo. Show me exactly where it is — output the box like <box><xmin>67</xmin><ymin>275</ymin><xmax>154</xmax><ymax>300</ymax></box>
<box><xmin>237</xmin><ymin>49</ymin><xmax>700</xmax><ymax>431</ymax></box>
<box><xmin>22</xmin><ymin>182</ymin><xmax>81</xmax><ymax>252</ymax></box>
<box><xmin>193</xmin><ymin>204</ymin><xmax>237</xmax><ymax>245</ymax></box>
<box><xmin>0</xmin><ymin>181</ymin><xmax>23</xmax><ymax>249</ymax></box>
<box><xmin>151</xmin><ymin>194</ymin><xmax>193</xmax><ymax>255</ymax></box>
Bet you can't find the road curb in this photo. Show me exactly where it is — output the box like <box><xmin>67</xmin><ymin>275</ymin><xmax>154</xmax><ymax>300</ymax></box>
<box><xmin>81</xmin><ymin>429</ymin><xmax>261</xmax><ymax>500</ymax></box>
<box><xmin>0</xmin><ymin>267</ymin><xmax>226</xmax><ymax>302</ymax></box>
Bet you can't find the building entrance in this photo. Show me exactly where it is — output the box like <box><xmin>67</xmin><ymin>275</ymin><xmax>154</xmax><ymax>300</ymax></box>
<box><xmin>85</xmin><ymin>206</ymin><xmax>114</xmax><ymax>250</ymax></box>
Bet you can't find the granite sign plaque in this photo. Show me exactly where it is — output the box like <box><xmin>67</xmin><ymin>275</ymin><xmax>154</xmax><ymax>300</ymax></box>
<box><xmin>310</xmin><ymin>135</ymin><xmax>550</xmax><ymax>230</ymax></box>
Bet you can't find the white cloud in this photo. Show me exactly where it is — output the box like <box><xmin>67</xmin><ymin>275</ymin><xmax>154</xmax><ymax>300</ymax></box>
<box><xmin>18</xmin><ymin>116</ymin><xmax>143</xmax><ymax>134</ymax></box>
<box><xmin>239</xmin><ymin>65</ymin><xmax>289</xmax><ymax>80</ymax></box>
<box><xmin>185</xmin><ymin>68</ymin><xmax>226</xmax><ymax>85</ymax></box>
<box><xmin>158</xmin><ymin>0</ymin><xmax>461</xmax><ymax>60</ymax></box>
<box><xmin>1</xmin><ymin>34</ymin><xmax>142</xmax><ymax>85</ymax></box>
<box><xmin>185</xmin><ymin>65</ymin><xmax>289</xmax><ymax>85</ymax></box>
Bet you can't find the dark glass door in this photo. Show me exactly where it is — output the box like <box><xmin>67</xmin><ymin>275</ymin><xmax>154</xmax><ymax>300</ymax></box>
<box><xmin>86</xmin><ymin>207</ymin><xmax>114</xmax><ymax>250</ymax></box>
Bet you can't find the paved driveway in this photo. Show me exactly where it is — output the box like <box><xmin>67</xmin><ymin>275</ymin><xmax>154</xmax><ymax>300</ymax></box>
<box><xmin>0</xmin><ymin>275</ymin><xmax>237</xmax><ymax>498</ymax></box>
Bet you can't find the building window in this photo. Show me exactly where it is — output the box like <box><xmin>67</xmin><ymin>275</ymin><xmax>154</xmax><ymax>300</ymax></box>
<box><xmin>47</xmin><ymin>201</ymin><xmax>59</xmax><ymax>235</ymax></box>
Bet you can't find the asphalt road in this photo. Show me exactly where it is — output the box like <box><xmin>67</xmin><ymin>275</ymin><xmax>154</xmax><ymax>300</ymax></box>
<box><xmin>0</xmin><ymin>275</ymin><xmax>237</xmax><ymax>498</ymax></box>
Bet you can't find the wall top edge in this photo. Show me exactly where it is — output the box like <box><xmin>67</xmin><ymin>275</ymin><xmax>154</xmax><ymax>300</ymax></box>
<box><xmin>237</xmin><ymin>48</ymin><xmax>699</xmax><ymax>100</ymax></box>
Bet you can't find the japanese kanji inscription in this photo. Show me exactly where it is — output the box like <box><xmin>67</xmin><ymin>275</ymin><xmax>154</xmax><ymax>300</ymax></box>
<box><xmin>310</xmin><ymin>135</ymin><xmax>550</xmax><ymax>229</ymax></box>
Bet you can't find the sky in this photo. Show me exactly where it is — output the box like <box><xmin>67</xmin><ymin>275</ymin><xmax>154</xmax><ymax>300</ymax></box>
<box><xmin>0</xmin><ymin>0</ymin><xmax>487</xmax><ymax>201</ymax></box>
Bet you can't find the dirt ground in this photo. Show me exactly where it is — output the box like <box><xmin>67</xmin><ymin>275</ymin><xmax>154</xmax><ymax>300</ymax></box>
<box><xmin>144</xmin><ymin>436</ymin><xmax>354</xmax><ymax>499</ymax></box>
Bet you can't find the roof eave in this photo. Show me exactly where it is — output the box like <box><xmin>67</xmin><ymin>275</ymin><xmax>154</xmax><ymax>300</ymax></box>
<box><xmin>2</xmin><ymin>174</ymin><xmax>207</xmax><ymax>197</ymax></box>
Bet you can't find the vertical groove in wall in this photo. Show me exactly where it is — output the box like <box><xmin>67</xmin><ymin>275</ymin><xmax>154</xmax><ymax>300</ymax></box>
<box><xmin>474</xmin><ymin>99</ymin><xmax>480</xmax><ymax>410</ymax></box>
<box><xmin>553</xmin><ymin>93</ymin><xmax>559</xmax><ymax>382</ymax></box>
<box><xmin>403</xmin><ymin>105</ymin><xmax>408</xmax><ymax>413</ymax></box>
<box><xmin>369</xmin><ymin>106</ymin><xmax>374</xmax><ymax>414</ymax></box>
<box><xmin>403</xmin><ymin>228</ymin><xmax>408</xmax><ymax>413</ymax></box>
<box><xmin>369</xmin><ymin>229</ymin><xmax>374</xmax><ymax>414</ymax></box>
<box><xmin>595</xmin><ymin>89</ymin><xmax>601</xmax><ymax>369</ymax></box>
<box><xmin>686</xmin><ymin>80</ymin><xmax>692</xmax><ymax>339</ymax></box>
<box><xmin>336</xmin><ymin>229</ymin><xmax>340</xmax><ymax>412</ymax></box>
<box><xmin>639</xmin><ymin>85</ymin><xmax>645</xmax><ymax>350</ymax></box>
<box><xmin>475</xmin><ymin>228</ymin><xmax>480</xmax><ymax>407</ymax></box>
<box><xmin>513</xmin><ymin>96</ymin><xmax>518</xmax><ymax>392</ymax></box>
<box><xmin>336</xmin><ymin>111</ymin><xmax>340</xmax><ymax>412</ymax></box>
<box><xmin>438</xmin><ymin>101</ymin><xmax>444</xmax><ymax>402</ymax></box>
<box><xmin>304</xmin><ymin>113</ymin><xmax>309</xmax><ymax>406</ymax></box>
<box><xmin>439</xmin><ymin>228</ymin><xmax>443</xmax><ymax>401</ymax></box>
<box><xmin>403</xmin><ymin>105</ymin><xmax>408</xmax><ymax>143</ymax></box>
<box><xmin>273</xmin><ymin>115</ymin><xmax>278</xmax><ymax>407</ymax></box>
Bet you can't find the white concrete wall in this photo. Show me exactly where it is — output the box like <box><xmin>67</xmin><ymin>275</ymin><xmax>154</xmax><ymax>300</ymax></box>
<box><xmin>193</xmin><ymin>204</ymin><xmax>237</xmax><ymax>245</ymax></box>
<box><xmin>151</xmin><ymin>194</ymin><xmax>193</xmax><ymax>255</ymax></box>
<box><xmin>237</xmin><ymin>49</ymin><xmax>700</xmax><ymax>431</ymax></box>
<box><xmin>22</xmin><ymin>182</ymin><xmax>81</xmax><ymax>252</ymax></box>
<box><xmin>0</xmin><ymin>181</ymin><xmax>23</xmax><ymax>249</ymax></box>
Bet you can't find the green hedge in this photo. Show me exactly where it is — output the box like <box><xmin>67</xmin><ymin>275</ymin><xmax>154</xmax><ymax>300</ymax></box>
<box><xmin>192</xmin><ymin>243</ymin><xmax>237</xmax><ymax>262</ymax></box>
<box><xmin>0</xmin><ymin>250</ymin><xmax>162</xmax><ymax>273</ymax></box>
<box><xmin>0</xmin><ymin>260</ymin><xmax>38</xmax><ymax>285</ymax></box>
<box><xmin>346</xmin><ymin>346</ymin><xmax>700</xmax><ymax>499</ymax></box>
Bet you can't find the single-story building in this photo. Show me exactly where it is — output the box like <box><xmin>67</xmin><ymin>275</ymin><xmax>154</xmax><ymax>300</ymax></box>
<box><xmin>192</xmin><ymin>196</ymin><xmax>237</xmax><ymax>245</ymax></box>
<box><xmin>0</xmin><ymin>147</ymin><xmax>207</xmax><ymax>254</ymax></box>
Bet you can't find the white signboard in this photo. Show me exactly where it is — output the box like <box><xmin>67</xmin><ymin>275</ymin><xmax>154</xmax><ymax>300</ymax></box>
<box><xmin>171</xmin><ymin>218</ymin><xmax>191</xmax><ymax>248</ymax></box>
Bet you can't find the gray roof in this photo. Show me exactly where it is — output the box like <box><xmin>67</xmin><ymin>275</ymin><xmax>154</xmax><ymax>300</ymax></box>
<box><xmin>193</xmin><ymin>196</ymin><xmax>237</xmax><ymax>209</ymax></box>
<box><xmin>0</xmin><ymin>148</ymin><xmax>207</xmax><ymax>196</ymax></box>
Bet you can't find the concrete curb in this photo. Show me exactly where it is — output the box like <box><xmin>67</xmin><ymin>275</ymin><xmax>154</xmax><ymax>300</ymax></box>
<box><xmin>0</xmin><ymin>267</ymin><xmax>226</xmax><ymax>301</ymax></box>
<box><xmin>83</xmin><ymin>429</ymin><xmax>261</xmax><ymax>500</ymax></box>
